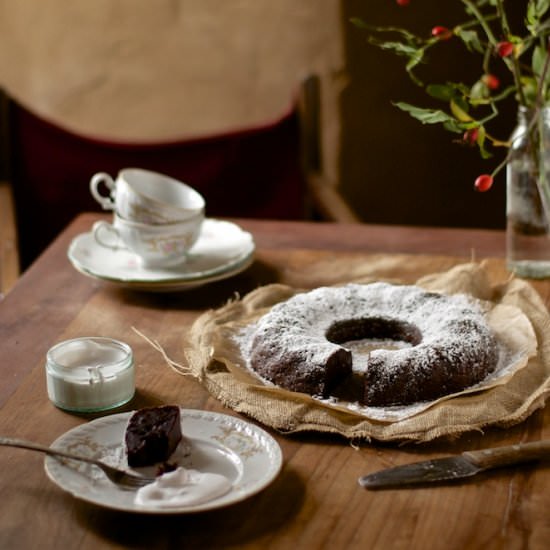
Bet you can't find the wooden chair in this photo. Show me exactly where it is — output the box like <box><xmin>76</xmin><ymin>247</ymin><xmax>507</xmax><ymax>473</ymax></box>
<box><xmin>1</xmin><ymin>76</ymin><xmax>359</xmax><ymax>280</ymax></box>
<box><xmin>298</xmin><ymin>75</ymin><xmax>360</xmax><ymax>223</ymax></box>
<box><xmin>0</xmin><ymin>93</ymin><xmax>19</xmax><ymax>296</ymax></box>
<box><xmin>5</xmin><ymin>93</ymin><xmax>308</xmax><ymax>269</ymax></box>
<box><xmin>0</xmin><ymin>181</ymin><xmax>19</xmax><ymax>297</ymax></box>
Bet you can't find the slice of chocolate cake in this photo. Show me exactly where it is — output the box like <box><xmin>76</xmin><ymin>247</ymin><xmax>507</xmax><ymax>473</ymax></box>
<box><xmin>125</xmin><ymin>405</ymin><xmax>182</xmax><ymax>467</ymax></box>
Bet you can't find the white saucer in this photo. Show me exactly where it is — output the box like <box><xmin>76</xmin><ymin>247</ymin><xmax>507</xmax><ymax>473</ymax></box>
<box><xmin>45</xmin><ymin>409</ymin><xmax>283</xmax><ymax>514</ymax></box>
<box><xmin>68</xmin><ymin>219</ymin><xmax>255</xmax><ymax>291</ymax></box>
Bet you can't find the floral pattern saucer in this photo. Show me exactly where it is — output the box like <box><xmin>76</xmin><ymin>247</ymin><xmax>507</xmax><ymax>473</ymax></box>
<box><xmin>45</xmin><ymin>409</ymin><xmax>282</xmax><ymax>514</ymax></box>
<box><xmin>68</xmin><ymin>219</ymin><xmax>255</xmax><ymax>291</ymax></box>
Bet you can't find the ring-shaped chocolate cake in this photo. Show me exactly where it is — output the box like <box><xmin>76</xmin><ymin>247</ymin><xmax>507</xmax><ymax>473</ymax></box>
<box><xmin>247</xmin><ymin>283</ymin><xmax>499</xmax><ymax>406</ymax></box>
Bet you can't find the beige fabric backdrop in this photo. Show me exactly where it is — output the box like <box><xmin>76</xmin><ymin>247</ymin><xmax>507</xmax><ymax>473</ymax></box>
<box><xmin>0</xmin><ymin>0</ymin><xmax>344</xmax><ymax>182</ymax></box>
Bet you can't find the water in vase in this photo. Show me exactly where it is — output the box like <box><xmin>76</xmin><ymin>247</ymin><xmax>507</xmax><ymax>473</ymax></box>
<box><xmin>506</xmin><ymin>161</ymin><xmax>550</xmax><ymax>278</ymax></box>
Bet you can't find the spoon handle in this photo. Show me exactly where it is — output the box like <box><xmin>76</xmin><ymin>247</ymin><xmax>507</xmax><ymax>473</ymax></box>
<box><xmin>0</xmin><ymin>436</ymin><xmax>102</xmax><ymax>466</ymax></box>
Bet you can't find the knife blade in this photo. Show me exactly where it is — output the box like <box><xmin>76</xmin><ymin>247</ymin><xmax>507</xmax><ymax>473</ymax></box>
<box><xmin>358</xmin><ymin>440</ymin><xmax>550</xmax><ymax>490</ymax></box>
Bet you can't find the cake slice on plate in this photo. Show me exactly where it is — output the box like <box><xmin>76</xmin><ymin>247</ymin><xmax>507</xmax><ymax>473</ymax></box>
<box><xmin>125</xmin><ymin>405</ymin><xmax>182</xmax><ymax>467</ymax></box>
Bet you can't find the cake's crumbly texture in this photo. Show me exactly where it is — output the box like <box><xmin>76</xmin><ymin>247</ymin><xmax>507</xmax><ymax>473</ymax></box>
<box><xmin>125</xmin><ymin>405</ymin><xmax>182</xmax><ymax>467</ymax></box>
<box><xmin>247</xmin><ymin>283</ymin><xmax>499</xmax><ymax>407</ymax></box>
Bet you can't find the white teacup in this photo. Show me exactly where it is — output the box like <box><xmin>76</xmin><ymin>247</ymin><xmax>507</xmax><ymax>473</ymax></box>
<box><xmin>90</xmin><ymin>168</ymin><xmax>205</xmax><ymax>224</ymax></box>
<box><xmin>92</xmin><ymin>213</ymin><xmax>203</xmax><ymax>268</ymax></box>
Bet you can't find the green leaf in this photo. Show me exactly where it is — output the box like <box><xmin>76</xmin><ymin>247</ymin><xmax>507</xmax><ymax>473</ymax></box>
<box><xmin>369</xmin><ymin>38</ymin><xmax>420</xmax><ymax>58</ymax></box>
<box><xmin>470</xmin><ymin>80</ymin><xmax>489</xmax><ymax>101</ymax></box>
<box><xmin>476</xmin><ymin>126</ymin><xmax>492</xmax><ymax>159</ymax></box>
<box><xmin>451</xmin><ymin>96</ymin><xmax>471</xmax><ymax>115</ymax></box>
<box><xmin>478</xmin><ymin>142</ymin><xmax>493</xmax><ymax>159</ymax></box>
<box><xmin>443</xmin><ymin>120</ymin><xmax>463</xmax><ymax>133</ymax></box>
<box><xmin>405</xmin><ymin>51</ymin><xmax>425</xmax><ymax>81</ymax></box>
<box><xmin>365</xmin><ymin>33</ymin><xmax>427</xmax><ymax>86</ymax></box>
<box><xmin>426</xmin><ymin>84</ymin><xmax>456</xmax><ymax>101</ymax></box>
<box><xmin>521</xmin><ymin>76</ymin><xmax>539</xmax><ymax>105</ymax></box>
<box><xmin>454</xmin><ymin>28</ymin><xmax>483</xmax><ymax>53</ymax></box>
<box><xmin>527</xmin><ymin>0</ymin><xmax>550</xmax><ymax>34</ymax></box>
<box><xmin>464</xmin><ymin>0</ymin><xmax>496</xmax><ymax>15</ymax></box>
<box><xmin>532</xmin><ymin>45</ymin><xmax>550</xmax><ymax>84</ymax></box>
<box><xmin>393</xmin><ymin>102</ymin><xmax>456</xmax><ymax>125</ymax></box>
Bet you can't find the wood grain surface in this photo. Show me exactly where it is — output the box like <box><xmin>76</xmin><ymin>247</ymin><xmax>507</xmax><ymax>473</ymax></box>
<box><xmin>0</xmin><ymin>214</ymin><xmax>548</xmax><ymax>550</ymax></box>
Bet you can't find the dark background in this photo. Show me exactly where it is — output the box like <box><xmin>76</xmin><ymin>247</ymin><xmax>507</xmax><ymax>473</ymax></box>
<box><xmin>339</xmin><ymin>0</ymin><xmax>528</xmax><ymax>229</ymax></box>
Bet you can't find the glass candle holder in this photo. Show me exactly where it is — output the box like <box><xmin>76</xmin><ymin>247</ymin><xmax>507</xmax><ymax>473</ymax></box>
<box><xmin>46</xmin><ymin>337</ymin><xmax>134</xmax><ymax>412</ymax></box>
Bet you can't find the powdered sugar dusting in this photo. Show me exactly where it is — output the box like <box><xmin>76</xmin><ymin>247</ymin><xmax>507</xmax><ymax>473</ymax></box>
<box><xmin>319</xmin><ymin>339</ymin><xmax>521</xmax><ymax>421</ymax></box>
<box><xmin>234</xmin><ymin>282</ymin><xmax>501</xmax><ymax>410</ymax></box>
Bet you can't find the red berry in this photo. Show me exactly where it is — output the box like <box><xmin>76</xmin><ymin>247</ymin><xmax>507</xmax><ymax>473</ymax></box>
<box><xmin>463</xmin><ymin>128</ymin><xmax>479</xmax><ymax>146</ymax></box>
<box><xmin>431</xmin><ymin>26</ymin><xmax>452</xmax><ymax>40</ymax></box>
<box><xmin>496</xmin><ymin>41</ymin><xmax>514</xmax><ymax>57</ymax></box>
<box><xmin>474</xmin><ymin>174</ymin><xmax>493</xmax><ymax>192</ymax></box>
<box><xmin>396</xmin><ymin>0</ymin><xmax>410</xmax><ymax>5</ymax></box>
<box><xmin>482</xmin><ymin>74</ymin><xmax>500</xmax><ymax>90</ymax></box>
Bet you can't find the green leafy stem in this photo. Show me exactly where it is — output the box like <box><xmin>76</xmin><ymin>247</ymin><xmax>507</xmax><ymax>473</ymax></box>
<box><xmin>352</xmin><ymin>0</ymin><xmax>550</xmax><ymax>186</ymax></box>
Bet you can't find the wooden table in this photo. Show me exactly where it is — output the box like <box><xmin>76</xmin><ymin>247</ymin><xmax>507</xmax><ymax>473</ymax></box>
<box><xmin>0</xmin><ymin>214</ymin><xmax>548</xmax><ymax>549</ymax></box>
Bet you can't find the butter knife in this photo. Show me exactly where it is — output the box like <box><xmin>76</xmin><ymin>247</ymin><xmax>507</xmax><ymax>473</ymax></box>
<box><xmin>359</xmin><ymin>440</ymin><xmax>550</xmax><ymax>490</ymax></box>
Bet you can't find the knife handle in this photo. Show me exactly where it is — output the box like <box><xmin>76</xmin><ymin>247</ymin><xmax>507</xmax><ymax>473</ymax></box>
<box><xmin>463</xmin><ymin>440</ymin><xmax>550</xmax><ymax>470</ymax></box>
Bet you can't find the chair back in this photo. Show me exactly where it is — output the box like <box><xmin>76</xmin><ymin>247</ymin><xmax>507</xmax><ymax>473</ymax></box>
<box><xmin>8</xmin><ymin>99</ymin><xmax>306</xmax><ymax>267</ymax></box>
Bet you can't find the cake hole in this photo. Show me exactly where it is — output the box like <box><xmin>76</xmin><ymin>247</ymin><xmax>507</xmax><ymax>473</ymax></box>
<box><xmin>325</xmin><ymin>317</ymin><xmax>422</xmax><ymax>347</ymax></box>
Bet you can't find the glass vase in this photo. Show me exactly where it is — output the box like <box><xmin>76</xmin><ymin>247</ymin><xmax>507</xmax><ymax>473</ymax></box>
<box><xmin>506</xmin><ymin>105</ymin><xmax>550</xmax><ymax>278</ymax></box>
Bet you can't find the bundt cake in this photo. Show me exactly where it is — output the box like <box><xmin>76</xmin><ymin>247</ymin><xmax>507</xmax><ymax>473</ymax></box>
<box><xmin>247</xmin><ymin>283</ymin><xmax>499</xmax><ymax>406</ymax></box>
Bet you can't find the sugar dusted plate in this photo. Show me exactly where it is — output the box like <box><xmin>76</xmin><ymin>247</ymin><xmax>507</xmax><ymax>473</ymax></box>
<box><xmin>67</xmin><ymin>219</ymin><xmax>255</xmax><ymax>291</ymax></box>
<box><xmin>44</xmin><ymin>409</ymin><xmax>282</xmax><ymax>514</ymax></box>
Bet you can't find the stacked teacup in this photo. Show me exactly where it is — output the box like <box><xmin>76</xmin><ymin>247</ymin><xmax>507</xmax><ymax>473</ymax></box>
<box><xmin>90</xmin><ymin>168</ymin><xmax>205</xmax><ymax>268</ymax></box>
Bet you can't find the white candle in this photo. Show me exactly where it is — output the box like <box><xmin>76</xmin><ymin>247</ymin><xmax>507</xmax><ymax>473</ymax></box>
<box><xmin>46</xmin><ymin>337</ymin><xmax>134</xmax><ymax>412</ymax></box>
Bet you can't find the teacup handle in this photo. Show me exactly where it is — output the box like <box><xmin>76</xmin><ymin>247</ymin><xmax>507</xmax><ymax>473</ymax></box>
<box><xmin>90</xmin><ymin>172</ymin><xmax>116</xmax><ymax>210</ymax></box>
<box><xmin>92</xmin><ymin>221</ymin><xmax>127</xmax><ymax>251</ymax></box>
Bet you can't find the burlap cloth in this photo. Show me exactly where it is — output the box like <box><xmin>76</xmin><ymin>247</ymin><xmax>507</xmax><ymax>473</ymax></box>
<box><xmin>184</xmin><ymin>261</ymin><xmax>550</xmax><ymax>442</ymax></box>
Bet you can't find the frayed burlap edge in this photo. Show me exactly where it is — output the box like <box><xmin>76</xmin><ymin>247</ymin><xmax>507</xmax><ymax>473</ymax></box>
<box><xmin>183</xmin><ymin>262</ymin><xmax>550</xmax><ymax>443</ymax></box>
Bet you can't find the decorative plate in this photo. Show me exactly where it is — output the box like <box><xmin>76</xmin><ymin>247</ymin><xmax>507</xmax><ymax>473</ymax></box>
<box><xmin>44</xmin><ymin>409</ymin><xmax>282</xmax><ymax>514</ymax></box>
<box><xmin>67</xmin><ymin>219</ymin><xmax>255</xmax><ymax>291</ymax></box>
